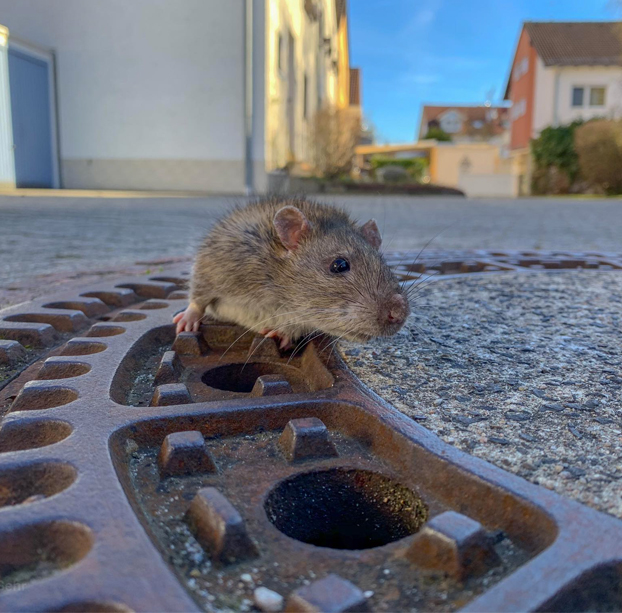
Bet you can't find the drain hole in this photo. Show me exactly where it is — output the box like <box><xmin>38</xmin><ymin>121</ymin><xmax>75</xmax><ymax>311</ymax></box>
<box><xmin>113</xmin><ymin>311</ymin><xmax>147</xmax><ymax>322</ymax></box>
<box><xmin>37</xmin><ymin>361</ymin><xmax>91</xmax><ymax>380</ymax></box>
<box><xmin>11</xmin><ymin>384</ymin><xmax>79</xmax><ymax>412</ymax></box>
<box><xmin>139</xmin><ymin>301</ymin><xmax>169</xmax><ymax>310</ymax></box>
<box><xmin>61</xmin><ymin>340</ymin><xmax>107</xmax><ymax>356</ymax></box>
<box><xmin>87</xmin><ymin>325</ymin><xmax>125</xmax><ymax>337</ymax></box>
<box><xmin>0</xmin><ymin>420</ymin><xmax>72</xmax><ymax>452</ymax></box>
<box><xmin>0</xmin><ymin>520</ymin><xmax>93</xmax><ymax>588</ymax></box>
<box><xmin>264</xmin><ymin>468</ymin><xmax>427</xmax><ymax>550</ymax></box>
<box><xmin>202</xmin><ymin>363</ymin><xmax>304</xmax><ymax>393</ymax></box>
<box><xmin>54</xmin><ymin>603</ymin><xmax>134</xmax><ymax>613</ymax></box>
<box><xmin>0</xmin><ymin>462</ymin><xmax>77</xmax><ymax>508</ymax></box>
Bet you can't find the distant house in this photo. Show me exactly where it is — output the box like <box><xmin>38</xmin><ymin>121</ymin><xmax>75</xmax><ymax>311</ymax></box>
<box><xmin>504</xmin><ymin>21</ymin><xmax>622</xmax><ymax>193</ymax></box>
<box><xmin>0</xmin><ymin>0</ymin><xmax>359</xmax><ymax>193</ymax></box>
<box><xmin>417</xmin><ymin>105</ymin><xmax>510</xmax><ymax>145</ymax></box>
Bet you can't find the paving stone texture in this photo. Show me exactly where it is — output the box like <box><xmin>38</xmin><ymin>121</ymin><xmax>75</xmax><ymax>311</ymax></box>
<box><xmin>343</xmin><ymin>271</ymin><xmax>622</xmax><ymax>519</ymax></box>
<box><xmin>3</xmin><ymin>194</ymin><xmax>622</xmax><ymax>309</ymax></box>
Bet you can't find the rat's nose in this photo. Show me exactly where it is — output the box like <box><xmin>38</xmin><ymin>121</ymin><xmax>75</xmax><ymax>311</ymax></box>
<box><xmin>385</xmin><ymin>293</ymin><xmax>409</xmax><ymax>325</ymax></box>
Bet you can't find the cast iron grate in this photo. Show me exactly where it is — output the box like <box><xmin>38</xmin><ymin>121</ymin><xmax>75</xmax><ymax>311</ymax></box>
<box><xmin>0</xmin><ymin>252</ymin><xmax>620</xmax><ymax>611</ymax></box>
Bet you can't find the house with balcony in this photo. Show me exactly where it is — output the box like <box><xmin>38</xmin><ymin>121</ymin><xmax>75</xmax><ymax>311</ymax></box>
<box><xmin>504</xmin><ymin>21</ymin><xmax>622</xmax><ymax>194</ymax></box>
<box><xmin>0</xmin><ymin>0</ymin><xmax>358</xmax><ymax>193</ymax></box>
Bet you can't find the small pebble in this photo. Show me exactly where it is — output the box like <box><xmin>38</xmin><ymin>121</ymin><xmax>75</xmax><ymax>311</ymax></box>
<box><xmin>240</xmin><ymin>573</ymin><xmax>253</xmax><ymax>584</ymax></box>
<box><xmin>254</xmin><ymin>587</ymin><xmax>284</xmax><ymax>612</ymax></box>
<box><xmin>364</xmin><ymin>591</ymin><xmax>375</xmax><ymax>598</ymax></box>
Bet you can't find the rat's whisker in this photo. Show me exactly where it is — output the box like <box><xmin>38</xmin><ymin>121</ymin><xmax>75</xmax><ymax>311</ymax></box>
<box><xmin>287</xmin><ymin>329</ymin><xmax>324</xmax><ymax>364</ymax></box>
<box><xmin>406</xmin><ymin>270</ymin><xmax>441</xmax><ymax>300</ymax></box>
<box><xmin>217</xmin><ymin>307</ymin><xmax>319</xmax><ymax>362</ymax></box>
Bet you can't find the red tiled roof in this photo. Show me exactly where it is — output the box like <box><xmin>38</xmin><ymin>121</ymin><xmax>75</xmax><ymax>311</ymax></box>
<box><xmin>418</xmin><ymin>105</ymin><xmax>509</xmax><ymax>140</ymax></box>
<box><xmin>525</xmin><ymin>21</ymin><xmax>622</xmax><ymax>67</ymax></box>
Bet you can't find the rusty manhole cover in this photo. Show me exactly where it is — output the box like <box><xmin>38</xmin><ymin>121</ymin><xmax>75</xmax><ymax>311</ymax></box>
<box><xmin>0</xmin><ymin>252</ymin><xmax>621</xmax><ymax>612</ymax></box>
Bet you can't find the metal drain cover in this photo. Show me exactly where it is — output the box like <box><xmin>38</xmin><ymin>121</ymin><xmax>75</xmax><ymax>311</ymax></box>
<box><xmin>0</xmin><ymin>253</ymin><xmax>621</xmax><ymax>612</ymax></box>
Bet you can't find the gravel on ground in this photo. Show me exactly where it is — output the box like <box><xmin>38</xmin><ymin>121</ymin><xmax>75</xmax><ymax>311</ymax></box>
<box><xmin>343</xmin><ymin>271</ymin><xmax>622</xmax><ymax>518</ymax></box>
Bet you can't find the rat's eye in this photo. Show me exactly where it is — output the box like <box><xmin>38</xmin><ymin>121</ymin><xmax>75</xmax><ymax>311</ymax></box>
<box><xmin>330</xmin><ymin>258</ymin><xmax>350</xmax><ymax>273</ymax></box>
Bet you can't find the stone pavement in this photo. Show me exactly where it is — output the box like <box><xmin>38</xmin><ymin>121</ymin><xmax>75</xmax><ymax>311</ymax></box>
<box><xmin>343</xmin><ymin>271</ymin><xmax>622</xmax><ymax>519</ymax></box>
<box><xmin>2</xmin><ymin>194</ymin><xmax>622</xmax><ymax>310</ymax></box>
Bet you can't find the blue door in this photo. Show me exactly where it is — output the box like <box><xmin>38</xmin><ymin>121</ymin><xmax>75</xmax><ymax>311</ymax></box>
<box><xmin>8</xmin><ymin>47</ymin><xmax>54</xmax><ymax>188</ymax></box>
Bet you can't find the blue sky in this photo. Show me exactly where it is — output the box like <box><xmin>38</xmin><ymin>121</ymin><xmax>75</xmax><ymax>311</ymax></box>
<box><xmin>349</xmin><ymin>0</ymin><xmax>616</xmax><ymax>143</ymax></box>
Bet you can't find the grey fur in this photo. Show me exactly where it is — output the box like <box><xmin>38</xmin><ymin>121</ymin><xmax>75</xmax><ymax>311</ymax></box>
<box><xmin>189</xmin><ymin>197</ymin><xmax>409</xmax><ymax>342</ymax></box>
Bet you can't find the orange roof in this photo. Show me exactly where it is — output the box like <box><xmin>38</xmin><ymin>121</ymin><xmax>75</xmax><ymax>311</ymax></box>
<box><xmin>418</xmin><ymin>105</ymin><xmax>509</xmax><ymax>140</ymax></box>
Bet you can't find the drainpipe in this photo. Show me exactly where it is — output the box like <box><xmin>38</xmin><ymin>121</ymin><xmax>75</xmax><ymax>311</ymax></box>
<box><xmin>244</xmin><ymin>0</ymin><xmax>254</xmax><ymax>194</ymax></box>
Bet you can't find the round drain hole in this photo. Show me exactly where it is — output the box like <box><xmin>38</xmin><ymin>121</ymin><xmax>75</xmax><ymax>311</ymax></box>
<box><xmin>202</xmin><ymin>363</ymin><xmax>303</xmax><ymax>394</ymax></box>
<box><xmin>264</xmin><ymin>468</ymin><xmax>427</xmax><ymax>550</ymax></box>
<box><xmin>0</xmin><ymin>419</ymin><xmax>72</xmax><ymax>453</ymax></box>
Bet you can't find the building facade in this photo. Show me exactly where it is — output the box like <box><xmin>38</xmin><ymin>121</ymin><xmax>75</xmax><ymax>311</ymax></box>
<box><xmin>417</xmin><ymin>104</ymin><xmax>510</xmax><ymax>148</ymax></box>
<box><xmin>0</xmin><ymin>0</ymin><xmax>355</xmax><ymax>193</ymax></box>
<box><xmin>504</xmin><ymin>21</ymin><xmax>622</xmax><ymax>193</ymax></box>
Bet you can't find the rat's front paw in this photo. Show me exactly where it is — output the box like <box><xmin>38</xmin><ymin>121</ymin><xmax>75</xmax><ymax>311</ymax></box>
<box><xmin>259</xmin><ymin>329</ymin><xmax>292</xmax><ymax>351</ymax></box>
<box><xmin>173</xmin><ymin>303</ymin><xmax>203</xmax><ymax>334</ymax></box>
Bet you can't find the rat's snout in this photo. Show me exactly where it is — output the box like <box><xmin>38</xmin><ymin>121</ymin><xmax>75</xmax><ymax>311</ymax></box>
<box><xmin>382</xmin><ymin>293</ymin><xmax>409</xmax><ymax>328</ymax></box>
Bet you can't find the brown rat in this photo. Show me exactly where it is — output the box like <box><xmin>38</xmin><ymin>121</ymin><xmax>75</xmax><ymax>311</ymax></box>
<box><xmin>173</xmin><ymin>197</ymin><xmax>410</xmax><ymax>348</ymax></box>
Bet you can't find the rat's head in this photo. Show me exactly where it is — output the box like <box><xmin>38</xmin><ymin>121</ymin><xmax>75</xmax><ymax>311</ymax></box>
<box><xmin>273</xmin><ymin>204</ymin><xmax>410</xmax><ymax>342</ymax></box>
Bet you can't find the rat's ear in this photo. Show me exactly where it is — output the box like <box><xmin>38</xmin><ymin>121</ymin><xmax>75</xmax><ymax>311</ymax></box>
<box><xmin>360</xmin><ymin>219</ymin><xmax>382</xmax><ymax>250</ymax></box>
<box><xmin>273</xmin><ymin>206</ymin><xmax>312</xmax><ymax>251</ymax></box>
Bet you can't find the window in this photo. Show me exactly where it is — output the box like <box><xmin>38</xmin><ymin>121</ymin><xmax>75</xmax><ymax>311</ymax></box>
<box><xmin>590</xmin><ymin>87</ymin><xmax>606</xmax><ymax>107</ymax></box>
<box><xmin>513</xmin><ymin>57</ymin><xmax>529</xmax><ymax>81</ymax></box>
<box><xmin>510</xmin><ymin>98</ymin><xmax>526</xmax><ymax>121</ymax></box>
<box><xmin>571</xmin><ymin>87</ymin><xmax>584</xmax><ymax>107</ymax></box>
<box><xmin>439</xmin><ymin>110</ymin><xmax>463</xmax><ymax>134</ymax></box>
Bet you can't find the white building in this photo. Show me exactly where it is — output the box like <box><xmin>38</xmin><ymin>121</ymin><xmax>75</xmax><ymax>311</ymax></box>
<box><xmin>504</xmin><ymin>21</ymin><xmax>622</xmax><ymax>192</ymax></box>
<box><xmin>0</xmin><ymin>0</ymin><xmax>351</xmax><ymax>193</ymax></box>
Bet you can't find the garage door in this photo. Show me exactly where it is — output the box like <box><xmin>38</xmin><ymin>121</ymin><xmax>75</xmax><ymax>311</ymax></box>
<box><xmin>8</xmin><ymin>46</ymin><xmax>54</xmax><ymax>188</ymax></box>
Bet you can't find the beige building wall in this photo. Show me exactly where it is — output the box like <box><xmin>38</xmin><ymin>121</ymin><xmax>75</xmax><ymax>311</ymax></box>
<box><xmin>265</xmin><ymin>0</ymin><xmax>340</xmax><ymax>173</ymax></box>
<box><xmin>433</xmin><ymin>143</ymin><xmax>501</xmax><ymax>188</ymax></box>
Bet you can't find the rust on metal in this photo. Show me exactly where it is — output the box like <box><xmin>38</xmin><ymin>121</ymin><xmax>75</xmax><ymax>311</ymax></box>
<box><xmin>0</xmin><ymin>253</ymin><xmax>620</xmax><ymax>611</ymax></box>
<box><xmin>285</xmin><ymin>574</ymin><xmax>370</xmax><ymax>612</ymax></box>
<box><xmin>158</xmin><ymin>431</ymin><xmax>217</xmax><ymax>478</ymax></box>
<box><xmin>278</xmin><ymin>418</ymin><xmax>338</xmax><ymax>462</ymax></box>
<box><xmin>186</xmin><ymin>487</ymin><xmax>259</xmax><ymax>565</ymax></box>
<box><xmin>406</xmin><ymin>511</ymin><xmax>500</xmax><ymax>580</ymax></box>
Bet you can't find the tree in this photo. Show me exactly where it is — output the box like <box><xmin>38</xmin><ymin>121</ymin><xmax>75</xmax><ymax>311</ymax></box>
<box><xmin>311</xmin><ymin>106</ymin><xmax>362</xmax><ymax>179</ymax></box>
<box><xmin>530</xmin><ymin>121</ymin><xmax>582</xmax><ymax>193</ymax></box>
<box><xmin>575</xmin><ymin>120</ymin><xmax>622</xmax><ymax>194</ymax></box>
<box><xmin>423</xmin><ymin>126</ymin><xmax>452</xmax><ymax>142</ymax></box>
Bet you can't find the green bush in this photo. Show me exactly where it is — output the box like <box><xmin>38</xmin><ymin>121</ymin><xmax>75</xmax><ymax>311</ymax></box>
<box><xmin>423</xmin><ymin>126</ymin><xmax>452</xmax><ymax>141</ymax></box>
<box><xmin>574</xmin><ymin>120</ymin><xmax>622</xmax><ymax>194</ymax></box>
<box><xmin>530</xmin><ymin>121</ymin><xmax>582</xmax><ymax>193</ymax></box>
<box><xmin>370</xmin><ymin>156</ymin><xmax>427</xmax><ymax>182</ymax></box>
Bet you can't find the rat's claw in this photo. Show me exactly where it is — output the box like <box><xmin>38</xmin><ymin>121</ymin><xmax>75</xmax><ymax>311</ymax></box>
<box><xmin>172</xmin><ymin>312</ymin><xmax>184</xmax><ymax>324</ymax></box>
<box><xmin>259</xmin><ymin>329</ymin><xmax>292</xmax><ymax>351</ymax></box>
<box><xmin>173</xmin><ymin>304</ymin><xmax>203</xmax><ymax>335</ymax></box>
<box><xmin>279</xmin><ymin>335</ymin><xmax>292</xmax><ymax>351</ymax></box>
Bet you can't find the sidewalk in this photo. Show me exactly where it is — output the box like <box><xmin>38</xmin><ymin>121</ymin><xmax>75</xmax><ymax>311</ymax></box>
<box><xmin>343</xmin><ymin>270</ymin><xmax>622</xmax><ymax>518</ymax></box>
<box><xmin>3</xmin><ymin>194</ymin><xmax>622</xmax><ymax>307</ymax></box>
